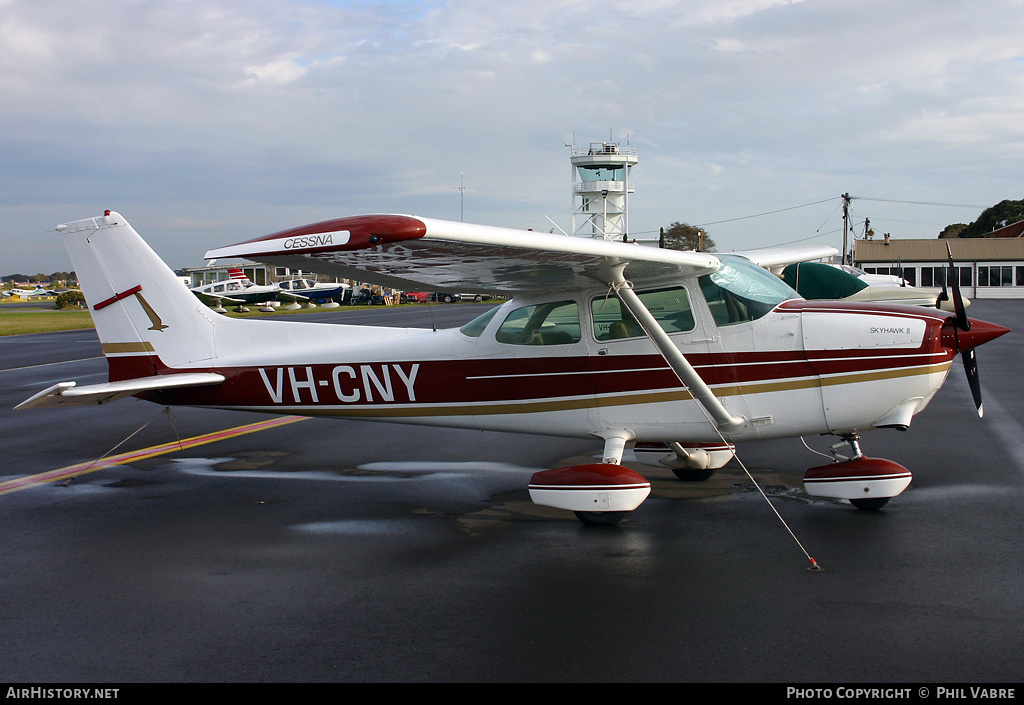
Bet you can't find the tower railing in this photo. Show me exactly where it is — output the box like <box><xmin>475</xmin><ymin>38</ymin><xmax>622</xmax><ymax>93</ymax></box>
<box><xmin>571</xmin><ymin>143</ymin><xmax>638</xmax><ymax>158</ymax></box>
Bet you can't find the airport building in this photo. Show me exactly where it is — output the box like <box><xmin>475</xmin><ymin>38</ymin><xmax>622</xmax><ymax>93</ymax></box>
<box><xmin>853</xmin><ymin>220</ymin><xmax>1024</xmax><ymax>299</ymax></box>
<box><xmin>179</xmin><ymin>263</ymin><xmax>342</xmax><ymax>288</ymax></box>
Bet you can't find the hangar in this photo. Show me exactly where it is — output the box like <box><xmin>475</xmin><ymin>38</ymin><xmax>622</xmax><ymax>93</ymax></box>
<box><xmin>854</xmin><ymin>220</ymin><xmax>1024</xmax><ymax>300</ymax></box>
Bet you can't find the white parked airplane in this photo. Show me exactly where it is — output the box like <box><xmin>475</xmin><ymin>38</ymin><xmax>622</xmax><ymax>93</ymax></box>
<box><xmin>17</xmin><ymin>212</ymin><xmax>1008</xmax><ymax>526</ymax></box>
<box><xmin>781</xmin><ymin>261</ymin><xmax>965</xmax><ymax>310</ymax></box>
<box><xmin>190</xmin><ymin>268</ymin><xmax>309</xmax><ymax>310</ymax></box>
<box><xmin>276</xmin><ymin>277</ymin><xmax>351</xmax><ymax>303</ymax></box>
<box><xmin>7</xmin><ymin>285</ymin><xmax>57</xmax><ymax>298</ymax></box>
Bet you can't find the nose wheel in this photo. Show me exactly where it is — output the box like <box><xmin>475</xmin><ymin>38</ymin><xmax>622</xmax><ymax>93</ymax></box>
<box><xmin>573</xmin><ymin>511</ymin><xmax>628</xmax><ymax>527</ymax></box>
<box><xmin>849</xmin><ymin>497</ymin><xmax>890</xmax><ymax>510</ymax></box>
<box><xmin>833</xmin><ymin>434</ymin><xmax>889</xmax><ymax>508</ymax></box>
<box><xmin>803</xmin><ymin>434</ymin><xmax>912</xmax><ymax>510</ymax></box>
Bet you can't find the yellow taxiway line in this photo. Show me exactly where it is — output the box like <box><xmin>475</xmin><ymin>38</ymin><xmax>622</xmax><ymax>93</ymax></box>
<box><xmin>0</xmin><ymin>415</ymin><xmax>308</xmax><ymax>496</ymax></box>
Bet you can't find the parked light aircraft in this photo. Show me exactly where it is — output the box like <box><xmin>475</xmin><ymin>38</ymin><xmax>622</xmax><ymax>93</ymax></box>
<box><xmin>781</xmin><ymin>261</ymin><xmax>963</xmax><ymax>310</ymax></box>
<box><xmin>276</xmin><ymin>277</ymin><xmax>351</xmax><ymax>304</ymax></box>
<box><xmin>190</xmin><ymin>268</ymin><xmax>309</xmax><ymax>310</ymax></box>
<box><xmin>7</xmin><ymin>285</ymin><xmax>57</xmax><ymax>298</ymax></box>
<box><xmin>17</xmin><ymin>212</ymin><xmax>1009</xmax><ymax>526</ymax></box>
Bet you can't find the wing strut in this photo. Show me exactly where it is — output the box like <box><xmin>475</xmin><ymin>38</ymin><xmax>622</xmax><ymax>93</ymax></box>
<box><xmin>590</xmin><ymin>263</ymin><xmax>747</xmax><ymax>434</ymax></box>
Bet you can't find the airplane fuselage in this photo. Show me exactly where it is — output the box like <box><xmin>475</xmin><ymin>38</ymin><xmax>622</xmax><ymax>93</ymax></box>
<box><xmin>129</xmin><ymin>287</ymin><xmax>962</xmax><ymax>445</ymax></box>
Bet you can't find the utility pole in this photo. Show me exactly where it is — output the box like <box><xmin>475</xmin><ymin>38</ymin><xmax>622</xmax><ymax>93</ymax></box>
<box><xmin>842</xmin><ymin>193</ymin><xmax>852</xmax><ymax>265</ymax></box>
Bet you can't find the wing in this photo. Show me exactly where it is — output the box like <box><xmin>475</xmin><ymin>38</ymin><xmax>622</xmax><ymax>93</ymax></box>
<box><xmin>204</xmin><ymin>215</ymin><xmax>722</xmax><ymax>294</ymax></box>
<box><xmin>732</xmin><ymin>245</ymin><xmax>839</xmax><ymax>274</ymax></box>
<box><xmin>191</xmin><ymin>290</ymin><xmax>246</xmax><ymax>305</ymax></box>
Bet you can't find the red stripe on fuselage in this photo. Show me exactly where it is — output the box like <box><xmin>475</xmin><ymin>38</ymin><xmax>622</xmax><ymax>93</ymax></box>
<box><xmin>123</xmin><ymin>347</ymin><xmax>953</xmax><ymax>409</ymax></box>
<box><xmin>110</xmin><ymin>301</ymin><xmax>958</xmax><ymax>408</ymax></box>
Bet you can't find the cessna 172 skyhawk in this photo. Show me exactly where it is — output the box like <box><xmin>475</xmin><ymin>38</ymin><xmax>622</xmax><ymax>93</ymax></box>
<box><xmin>17</xmin><ymin>211</ymin><xmax>1009</xmax><ymax>526</ymax></box>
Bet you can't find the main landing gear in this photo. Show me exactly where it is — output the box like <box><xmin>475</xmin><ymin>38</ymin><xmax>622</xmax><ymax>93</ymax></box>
<box><xmin>527</xmin><ymin>436</ymin><xmax>740</xmax><ymax>526</ymax></box>
<box><xmin>528</xmin><ymin>463</ymin><xmax>651</xmax><ymax>527</ymax></box>
<box><xmin>528</xmin><ymin>432</ymin><xmax>649</xmax><ymax>526</ymax></box>
<box><xmin>802</xmin><ymin>434</ymin><xmax>913</xmax><ymax>510</ymax></box>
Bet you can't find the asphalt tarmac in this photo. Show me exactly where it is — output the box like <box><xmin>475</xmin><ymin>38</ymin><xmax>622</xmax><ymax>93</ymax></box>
<box><xmin>1</xmin><ymin>300</ymin><xmax>1022</xmax><ymax>684</ymax></box>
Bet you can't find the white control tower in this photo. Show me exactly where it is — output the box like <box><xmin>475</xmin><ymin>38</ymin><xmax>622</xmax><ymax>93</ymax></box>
<box><xmin>570</xmin><ymin>141</ymin><xmax>638</xmax><ymax>240</ymax></box>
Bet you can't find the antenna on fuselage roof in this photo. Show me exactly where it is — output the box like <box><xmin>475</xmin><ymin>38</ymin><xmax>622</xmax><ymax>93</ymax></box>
<box><xmin>425</xmin><ymin>295</ymin><xmax>437</xmax><ymax>333</ymax></box>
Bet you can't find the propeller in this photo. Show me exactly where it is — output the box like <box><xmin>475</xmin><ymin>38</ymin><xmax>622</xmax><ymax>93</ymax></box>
<box><xmin>944</xmin><ymin>242</ymin><xmax>983</xmax><ymax>416</ymax></box>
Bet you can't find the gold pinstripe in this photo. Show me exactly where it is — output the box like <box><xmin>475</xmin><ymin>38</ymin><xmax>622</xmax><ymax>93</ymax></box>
<box><xmin>241</xmin><ymin>361</ymin><xmax>952</xmax><ymax>419</ymax></box>
<box><xmin>102</xmin><ymin>342</ymin><xmax>156</xmax><ymax>354</ymax></box>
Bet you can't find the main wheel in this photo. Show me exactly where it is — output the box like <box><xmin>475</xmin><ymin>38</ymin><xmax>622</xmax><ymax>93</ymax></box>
<box><xmin>850</xmin><ymin>497</ymin><xmax>890</xmax><ymax>510</ymax></box>
<box><xmin>671</xmin><ymin>467</ymin><xmax>715</xmax><ymax>482</ymax></box>
<box><xmin>573</xmin><ymin>511</ymin><xmax>627</xmax><ymax>527</ymax></box>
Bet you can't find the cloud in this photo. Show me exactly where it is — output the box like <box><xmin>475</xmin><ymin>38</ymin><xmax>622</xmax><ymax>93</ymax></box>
<box><xmin>245</xmin><ymin>57</ymin><xmax>309</xmax><ymax>85</ymax></box>
<box><xmin>2</xmin><ymin>0</ymin><xmax>1023</xmax><ymax>272</ymax></box>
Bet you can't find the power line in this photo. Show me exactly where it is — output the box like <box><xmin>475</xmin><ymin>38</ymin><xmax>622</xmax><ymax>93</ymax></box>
<box><xmin>855</xmin><ymin>197</ymin><xmax>987</xmax><ymax>209</ymax></box>
<box><xmin>694</xmin><ymin>197</ymin><xmax>838</xmax><ymax>227</ymax></box>
<box><xmin>555</xmin><ymin>193</ymin><xmax>989</xmax><ymax>238</ymax></box>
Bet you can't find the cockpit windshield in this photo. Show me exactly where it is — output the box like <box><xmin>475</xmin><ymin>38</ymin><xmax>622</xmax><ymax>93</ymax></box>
<box><xmin>699</xmin><ymin>254</ymin><xmax>800</xmax><ymax>326</ymax></box>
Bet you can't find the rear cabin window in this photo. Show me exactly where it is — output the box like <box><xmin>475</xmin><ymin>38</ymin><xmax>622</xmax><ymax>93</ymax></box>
<box><xmin>459</xmin><ymin>306</ymin><xmax>500</xmax><ymax>337</ymax></box>
<box><xmin>590</xmin><ymin>287</ymin><xmax>695</xmax><ymax>341</ymax></box>
<box><xmin>495</xmin><ymin>301</ymin><xmax>581</xmax><ymax>346</ymax></box>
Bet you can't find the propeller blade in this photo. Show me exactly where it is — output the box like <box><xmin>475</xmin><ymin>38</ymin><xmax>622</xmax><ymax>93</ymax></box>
<box><xmin>962</xmin><ymin>348</ymin><xmax>983</xmax><ymax>417</ymax></box>
<box><xmin>945</xmin><ymin>241</ymin><xmax>969</xmax><ymax>331</ymax></box>
<box><xmin>945</xmin><ymin>241</ymin><xmax>989</xmax><ymax>416</ymax></box>
<box><xmin>935</xmin><ymin>278</ymin><xmax>949</xmax><ymax>309</ymax></box>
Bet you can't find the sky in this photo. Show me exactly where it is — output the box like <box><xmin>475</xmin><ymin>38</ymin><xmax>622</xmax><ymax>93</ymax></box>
<box><xmin>2</xmin><ymin>0</ymin><xmax>1023</xmax><ymax>275</ymax></box>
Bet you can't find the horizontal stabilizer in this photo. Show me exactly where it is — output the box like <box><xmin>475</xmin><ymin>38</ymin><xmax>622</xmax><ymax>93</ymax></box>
<box><xmin>15</xmin><ymin>373</ymin><xmax>225</xmax><ymax>410</ymax></box>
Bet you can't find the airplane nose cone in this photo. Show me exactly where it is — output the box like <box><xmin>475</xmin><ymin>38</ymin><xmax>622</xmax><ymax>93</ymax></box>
<box><xmin>943</xmin><ymin>318</ymin><xmax>1011</xmax><ymax>352</ymax></box>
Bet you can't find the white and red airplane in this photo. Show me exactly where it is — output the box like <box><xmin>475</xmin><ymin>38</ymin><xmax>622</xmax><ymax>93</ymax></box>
<box><xmin>190</xmin><ymin>267</ymin><xmax>312</xmax><ymax>311</ymax></box>
<box><xmin>17</xmin><ymin>211</ymin><xmax>1009</xmax><ymax>525</ymax></box>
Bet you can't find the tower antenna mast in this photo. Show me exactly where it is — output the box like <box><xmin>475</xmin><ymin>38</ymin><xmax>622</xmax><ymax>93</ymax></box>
<box><xmin>454</xmin><ymin>172</ymin><xmax>465</xmax><ymax>222</ymax></box>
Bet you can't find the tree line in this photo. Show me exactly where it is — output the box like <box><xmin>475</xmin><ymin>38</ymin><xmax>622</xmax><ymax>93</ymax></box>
<box><xmin>940</xmin><ymin>198</ymin><xmax>1024</xmax><ymax>238</ymax></box>
<box><xmin>2</xmin><ymin>272</ymin><xmax>76</xmax><ymax>285</ymax></box>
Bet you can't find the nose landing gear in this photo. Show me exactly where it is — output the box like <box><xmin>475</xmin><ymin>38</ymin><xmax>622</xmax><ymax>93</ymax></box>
<box><xmin>803</xmin><ymin>434</ymin><xmax>912</xmax><ymax>510</ymax></box>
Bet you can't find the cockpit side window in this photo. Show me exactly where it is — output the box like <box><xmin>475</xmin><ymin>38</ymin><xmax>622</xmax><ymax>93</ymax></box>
<box><xmin>495</xmin><ymin>301</ymin><xmax>581</xmax><ymax>346</ymax></box>
<box><xmin>591</xmin><ymin>287</ymin><xmax>695</xmax><ymax>341</ymax></box>
<box><xmin>699</xmin><ymin>255</ymin><xmax>799</xmax><ymax>326</ymax></box>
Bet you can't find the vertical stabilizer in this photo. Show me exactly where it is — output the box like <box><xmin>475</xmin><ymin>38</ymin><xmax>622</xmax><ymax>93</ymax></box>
<box><xmin>57</xmin><ymin>211</ymin><xmax>221</xmax><ymax>380</ymax></box>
